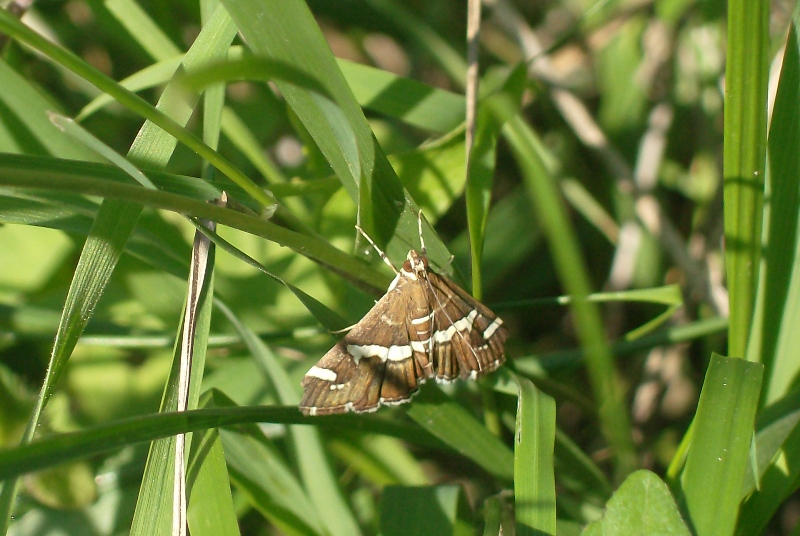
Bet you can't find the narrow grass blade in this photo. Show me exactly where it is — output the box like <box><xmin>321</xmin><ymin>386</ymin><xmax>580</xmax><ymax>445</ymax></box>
<box><xmin>338</xmin><ymin>60</ymin><xmax>464</xmax><ymax>133</ymax></box>
<box><xmin>513</xmin><ymin>376</ymin><xmax>556</xmax><ymax>535</ymax></box>
<box><xmin>0</xmin><ymin>404</ymin><xmax>449</xmax><ymax>481</ymax></box>
<box><xmin>466</xmin><ymin>66</ymin><xmax>525</xmax><ymax>298</ymax></box>
<box><xmin>0</xmin><ymin>60</ymin><xmax>99</xmax><ymax>160</ymax></box>
<box><xmin>679</xmin><ymin>354</ymin><xmax>763</xmax><ymax>536</ymax></box>
<box><xmin>723</xmin><ymin>0</ymin><xmax>768</xmax><ymax>357</ymax></box>
<box><xmin>186</xmin><ymin>413</ymin><xmax>240</xmax><ymax>536</ymax></box>
<box><xmin>737</xmin><ymin>388</ymin><xmax>800</xmax><ymax>533</ymax></box>
<box><xmin>752</xmin><ymin>7</ymin><xmax>800</xmax><ymax>403</ymax></box>
<box><xmin>105</xmin><ymin>0</ymin><xmax>182</xmax><ymax>59</ymax></box>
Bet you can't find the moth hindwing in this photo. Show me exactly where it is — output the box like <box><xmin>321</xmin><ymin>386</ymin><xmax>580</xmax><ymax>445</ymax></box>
<box><xmin>299</xmin><ymin>249</ymin><xmax>507</xmax><ymax>416</ymax></box>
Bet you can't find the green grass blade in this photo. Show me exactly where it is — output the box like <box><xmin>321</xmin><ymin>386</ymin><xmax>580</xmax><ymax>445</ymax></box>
<box><xmin>504</xmin><ymin>115</ymin><xmax>636</xmax><ymax>479</ymax></box>
<box><xmin>0</xmin><ymin>405</ymin><xmax>447</xmax><ymax>481</ymax></box>
<box><xmin>465</xmin><ymin>66</ymin><xmax>525</xmax><ymax>299</ymax></box>
<box><xmin>185</xmin><ymin>407</ymin><xmax>240</xmax><ymax>536</ymax></box>
<box><xmin>0</xmin><ymin>60</ymin><xmax>99</xmax><ymax>161</ymax></box>
<box><xmin>218</xmin><ymin>0</ymin><xmax>443</xmax><ymax>265</ymax></box>
<box><xmin>513</xmin><ymin>376</ymin><xmax>556</xmax><ymax>535</ymax></box>
<box><xmin>737</xmin><ymin>388</ymin><xmax>800</xmax><ymax>533</ymax></box>
<box><xmin>0</xmin><ymin>8</ymin><xmax>275</xmax><ymax>211</ymax></box>
<box><xmin>0</xmin><ymin>157</ymin><xmax>386</xmax><ymax>292</ymax></box>
<box><xmin>679</xmin><ymin>354</ymin><xmax>763</xmax><ymax>536</ymax></box>
<box><xmin>129</xmin><ymin>239</ymin><xmax>216</xmax><ymax>535</ymax></box>
<box><xmin>751</xmin><ymin>6</ymin><xmax>800</xmax><ymax>404</ymax></box>
<box><xmin>338</xmin><ymin>60</ymin><xmax>464</xmax><ymax>133</ymax></box>
<box><xmin>723</xmin><ymin>0</ymin><xmax>768</xmax><ymax>357</ymax></box>
<box><xmin>105</xmin><ymin>0</ymin><xmax>182</xmax><ymax>60</ymax></box>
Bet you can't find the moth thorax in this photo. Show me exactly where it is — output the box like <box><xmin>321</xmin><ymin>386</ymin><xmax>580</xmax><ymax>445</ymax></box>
<box><xmin>402</xmin><ymin>250</ymin><xmax>429</xmax><ymax>278</ymax></box>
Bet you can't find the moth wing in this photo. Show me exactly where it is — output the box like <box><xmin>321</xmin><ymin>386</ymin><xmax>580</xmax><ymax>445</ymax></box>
<box><xmin>299</xmin><ymin>276</ymin><xmax>431</xmax><ymax>414</ymax></box>
<box><xmin>425</xmin><ymin>271</ymin><xmax>508</xmax><ymax>381</ymax></box>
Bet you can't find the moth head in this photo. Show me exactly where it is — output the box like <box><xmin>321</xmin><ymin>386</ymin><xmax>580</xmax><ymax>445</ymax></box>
<box><xmin>402</xmin><ymin>250</ymin><xmax>429</xmax><ymax>280</ymax></box>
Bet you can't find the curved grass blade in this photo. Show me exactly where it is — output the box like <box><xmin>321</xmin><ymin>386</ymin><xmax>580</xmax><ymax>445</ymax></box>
<box><xmin>0</xmin><ymin>403</ymin><xmax>447</xmax><ymax>482</ymax></box>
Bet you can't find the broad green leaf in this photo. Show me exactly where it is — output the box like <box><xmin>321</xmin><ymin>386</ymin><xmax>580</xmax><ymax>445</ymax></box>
<box><xmin>583</xmin><ymin>470</ymin><xmax>690</xmax><ymax>536</ymax></box>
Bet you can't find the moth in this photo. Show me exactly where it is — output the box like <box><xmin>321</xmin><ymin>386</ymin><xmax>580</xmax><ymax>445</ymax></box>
<box><xmin>299</xmin><ymin>218</ymin><xmax>508</xmax><ymax>415</ymax></box>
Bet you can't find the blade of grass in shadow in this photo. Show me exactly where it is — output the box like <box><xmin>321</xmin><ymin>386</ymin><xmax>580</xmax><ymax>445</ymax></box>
<box><xmin>406</xmin><ymin>386</ymin><xmax>515</xmax><ymax>481</ymax></box>
<box><xmin>216</xmin><ymin>301</ymin><xmax>361</xmax><ymax>536</ymax></box>
<box><xmin>380</xmin><ymin>485</ymin><xmax>470</xmax><ymax>536</ymax></box>
<box><xmin>724</xmin><ymin>0</ymin><xmax>768</xmax><ymax>358</ymax></box>
<box><xmin>513</xmin><ymin>375</ymin><xmax>556</xmax><ymax>535</ymax></box>
<box><xmin>504</xmin><ymin>114</ymin><xmax>637</xmax><ymax>480</ymax></box>
<box><xmin>679</xmin><ymin>354</ymin><xmax>763</xmax><ymax>536</ymax></box>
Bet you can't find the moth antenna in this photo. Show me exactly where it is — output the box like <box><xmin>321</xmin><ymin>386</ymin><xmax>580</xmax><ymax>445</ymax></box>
<box><xmin>355</xmin><ymin>225</ymin><xmax>400</xmax><ymax>275</ymax></box>
<box><xmin>417</xmin><ymin>210</ymin><xmax>427</xmax><ymax>256</ymax></box>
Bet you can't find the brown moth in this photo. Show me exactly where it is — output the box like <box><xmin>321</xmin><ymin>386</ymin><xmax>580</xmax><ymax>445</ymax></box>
<box><xmin>299</xmin><ymin>219</ymin><xmax>507</xmax><ymax>416</ymax></box>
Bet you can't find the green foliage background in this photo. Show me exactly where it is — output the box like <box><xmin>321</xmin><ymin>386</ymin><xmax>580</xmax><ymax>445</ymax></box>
<box><xmin>0</xmin><ymin>0</ymin><xmax>797</xmax><ymax>534</ymax></box>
